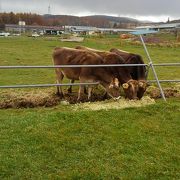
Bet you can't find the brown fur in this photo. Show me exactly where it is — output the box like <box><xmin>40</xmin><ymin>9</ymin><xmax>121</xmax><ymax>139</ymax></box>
<box><xmin>110</xmin><ymin>48</ymin><xmax>147</xmax><ymax>99</ymax></box>
<box><xmin>52</xmin><ymin>47</ymin><xmax>121</xmax><ymax>101</ymax></box>
<box><xmin>75</xmin><ymin>46</ymin><xmax>139</xmax><ymax>100</ymax></box>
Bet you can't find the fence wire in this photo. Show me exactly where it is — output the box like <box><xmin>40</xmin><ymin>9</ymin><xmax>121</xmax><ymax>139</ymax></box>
<box><xmin>0</xmin><ymin>63</ymin><xmax>180</xmax><ymax>69</ymax></box>
<box><xmin>0</xmin><ymin>63</ymin><xmax>179</xmax><ymax>89</ymax></box>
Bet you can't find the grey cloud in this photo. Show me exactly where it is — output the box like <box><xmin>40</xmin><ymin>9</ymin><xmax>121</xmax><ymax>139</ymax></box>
<box><xmin>1</xmin><ymin>0</ymin><xmax>180</xmax><ymax>17</ymax></box>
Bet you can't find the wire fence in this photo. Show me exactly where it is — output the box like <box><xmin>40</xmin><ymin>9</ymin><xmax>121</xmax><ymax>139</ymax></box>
<box><xmin>0</xmin><ymin>63</ymin><xmax>179</xmax><ymax>90</ymax></box>
<box><xmin>0</xmin><ymin>63</ymin><xmax>180</xmax><ymax>69</ymax></box>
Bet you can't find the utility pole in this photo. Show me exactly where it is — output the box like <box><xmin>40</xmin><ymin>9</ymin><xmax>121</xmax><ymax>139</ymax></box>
<box><xmin>48</xmin><ymin>4</ymin><xmax>51</xmax><ymax>15</ymax></box>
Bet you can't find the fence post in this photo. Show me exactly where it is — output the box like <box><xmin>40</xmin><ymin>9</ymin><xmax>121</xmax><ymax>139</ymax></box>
<box><xmin>139</xmin><ymin>35</ymin><xmax>166</xmax><ymax>101</ymax></box>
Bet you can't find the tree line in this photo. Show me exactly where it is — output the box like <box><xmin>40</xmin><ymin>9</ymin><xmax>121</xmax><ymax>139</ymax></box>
<box><xmin>0</xmin><ymin>12</ymin><xmax>45</xmax><ymax>25</ymax></box>
<box><xmin>0</xmin><ymin>12</ymin><xmax>140</xmax><ymax>28</ymax></box>
<box><xmin>0</xmin><ymin>12</ymin><xmax>111</xmax><ymax>27</ymax></box>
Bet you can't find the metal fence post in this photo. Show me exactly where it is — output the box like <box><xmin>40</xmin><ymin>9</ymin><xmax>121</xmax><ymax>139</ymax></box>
<box><xmin>139</xmin><ymin>35</ymin><xmax>166</xmax><ymax>101</ymax></box>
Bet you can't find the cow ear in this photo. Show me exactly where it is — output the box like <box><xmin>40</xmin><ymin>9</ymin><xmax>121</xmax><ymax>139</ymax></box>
<box><xmin>114</xmin><ymin>78</ymin><xmax>119</xmax><ymax>87</ymax></box>
<box><xmin>122</xmin><ymin>83</ymin><xmax>129</xmax><ymax>89</ymax></box>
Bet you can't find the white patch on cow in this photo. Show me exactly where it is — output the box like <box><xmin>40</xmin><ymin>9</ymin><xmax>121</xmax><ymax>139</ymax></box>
<box><xmin>84</xmin><ymin>47</ymin><xmax>105</xmax><ymax>53</ymax></box>
<box><xmin>118</xmin><ymin>49</ymin><xmax>130</xmax><ymax>54</ymax></box>
<box><xmin>62</xmin><ymin>47</ymin><xmax>82</xmax><ymax>52</ymax></box>
<box><xmin>114</xmin><ymin>96</ymin><xmax>121</xmax><ymax>100</ymax></box>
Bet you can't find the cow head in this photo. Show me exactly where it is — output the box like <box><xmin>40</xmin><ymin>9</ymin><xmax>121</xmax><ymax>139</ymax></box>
<box><xmin>137</xmin><ymin>80</ymin><xmax>148</xmax><ymax>99</ymax></box>
<box><xmin>106</xmin><ymin>78</ymin><xmax>121</xmax><ymax>100</ymax></box>
<box><xmin>122</xmin><ymin>79</ymin><xmax>139</xmax><ymax>100</ymax></box>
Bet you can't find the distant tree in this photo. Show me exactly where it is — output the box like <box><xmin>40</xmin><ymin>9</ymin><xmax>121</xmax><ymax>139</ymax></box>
<box><xmin>0</xmin><ymin>16</ymin><xmax>3</xmax><ymax>24</ymax></box>
<box><xmin>0</xmin><ymin>12</ymin><xmax>45</xmax><ymax>25</ymax></box>
<box><xmin>113</xmin><ymin>22</ymin><xmax>118</xmax><ymax>28</ymax></box>
<box><xmin>9</xmin><ymin>12</ymin><xmax>17</xmax><ymax>24</ymax></box>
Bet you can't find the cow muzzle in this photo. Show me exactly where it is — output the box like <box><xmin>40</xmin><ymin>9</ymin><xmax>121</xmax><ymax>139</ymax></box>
<box><xmin>113</xmin><ymin>96</ymin><xmax>121</xmax><ymax>100</ymax></box>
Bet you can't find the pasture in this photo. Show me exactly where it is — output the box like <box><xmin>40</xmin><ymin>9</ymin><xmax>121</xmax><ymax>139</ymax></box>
<box><xmin>0</xmin><ymin>34</ymin><xmax>180</xmax><ymax>179</ymax></box>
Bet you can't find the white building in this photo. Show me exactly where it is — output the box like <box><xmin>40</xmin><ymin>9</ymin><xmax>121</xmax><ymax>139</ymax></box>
<box><xmin>136</xmin><ymin>23</ymin><xmax>180</xmax><ymax>31</ymax></box>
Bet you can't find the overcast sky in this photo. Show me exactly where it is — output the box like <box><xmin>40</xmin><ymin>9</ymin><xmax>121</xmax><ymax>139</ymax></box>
<box><xmin>0</xmin><ymin>0</ymin><xmax>180</xmax><ymax>22</ymax></box>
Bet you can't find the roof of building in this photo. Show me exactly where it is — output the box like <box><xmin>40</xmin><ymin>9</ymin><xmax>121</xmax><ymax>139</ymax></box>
<box><xmin>131</xmin><ymin>30</ymin><xmax>158</xmax><ymax>35</ymax></box>
<box><xmin>5</xmin><ymin>24</ymin><xmax>64</xmax><ymax>30</ymax></box>
<box><xmin>65</xmin><ymin>26</ymin><xmax>97</xmax><ymax>32</ymax></box>
<box><xmin>136</xmin><ymin>23</ymin><xmax>180</xmax><ymax>29</ymax></box>
<box><xmin>65</xmin><ymin>26</ymin><xmax>135</xmax><ymax>32</ymax></box>
<box><xmin>98</xmin><ymin>28</ymin><xmax>134</xmax><ymax>32</ymax></box>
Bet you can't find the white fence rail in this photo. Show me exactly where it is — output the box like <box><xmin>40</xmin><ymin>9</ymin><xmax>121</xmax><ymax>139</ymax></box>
<box><xmin>0</xmin><ymin>63</ymin><xmax>180</xmax><ymax>69</ymax></box>
<box><xmin>0</xmin><ymin>63</ymin><xmax>179</xmax><ymax>101</ymax></box>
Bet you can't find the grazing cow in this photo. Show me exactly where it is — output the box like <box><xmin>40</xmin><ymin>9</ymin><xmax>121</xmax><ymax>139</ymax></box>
<box><xmin>52</xmin><ymin>47</ymin><xmax>121</xmax><ymax>102</ymax></box>
<box><xmin>75</xmin><ymin>46</ymin><xmax>140</xmax><ymax>100</ymax></box>
<box><xmin>110</xmin><ymin>48</ymin><xmax>147</xmax><ymax>99</ymax></box>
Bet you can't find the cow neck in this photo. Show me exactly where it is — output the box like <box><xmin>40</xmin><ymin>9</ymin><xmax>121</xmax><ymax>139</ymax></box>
<box><xmin>119</xmin><ymin>76</ymin><xmax>132</xmax><ymax>84</ymax></box>
<box><xmin>115</xmin><ymin>67</ymin><xmax>132</xmax><ymax>84</ymax></box>
<box><xmin>129</xmin><ymin>55</ymin><xmax>146</xmax><ymax>81</ymax></box>
<box><xmin>96</xmin><ymin>68</ymin><xmax>113</xmax><ymax>85</ymax></box>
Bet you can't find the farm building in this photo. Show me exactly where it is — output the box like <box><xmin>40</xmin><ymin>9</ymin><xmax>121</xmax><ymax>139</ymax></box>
<box><xmin>64</xmin><ymin>26</ymin><xmax>98</xmax><ymax>35</ymax></box>
<box><xmin>136</xmin><ymin>23</ymin><xmax>180</xmax><ymax>31</ymax></box>
<box><xmin>65</xmin><ymin>25</ymin><xmax>135</xmax><ymax>35</ymax></box>
<box><xmin>4</xmin><ymin>24</ymin><xmax>64</xmax><ymax>35</ymax></box>
<box><xmin>98</xmin><ymin>28</ymin><xmax>134</xmax><ymax>34</ymax></box>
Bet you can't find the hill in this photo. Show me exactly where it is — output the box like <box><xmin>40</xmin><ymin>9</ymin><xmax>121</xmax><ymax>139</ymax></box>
<box><xmin>170</xmin><ymin>19</ymin><xmax>180</xmax><ymax>23</ymax></box>
<box><xmin>43</xmin><ymin>14</ymin><xmax>141</xmax><ymax>28</ymax></box>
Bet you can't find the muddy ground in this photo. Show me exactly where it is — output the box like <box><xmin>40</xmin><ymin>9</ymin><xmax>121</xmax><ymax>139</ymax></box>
<box><xmin>0</xmin><ymin>85</ymin><xmax>179</xmax><ymax>109</ymax></box>
<box><xmin>0</xmin><ymin>89</ymin><xmax>108</xmax><ymax>109</ymax></box>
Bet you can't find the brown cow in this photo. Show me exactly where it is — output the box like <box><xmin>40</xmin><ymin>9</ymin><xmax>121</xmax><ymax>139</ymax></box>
<box><xmin>52</xmin><ymin>47</ymin><xmax>121</xmax><ymax>102</ymax></box>
<box><xmin>75</xmin><ymin>46</ymin><xmax>140</xmax><ymax>100</ymax></box>
<box><xmin>110</xmin><ymin>48</ymin><xmax>147</xmax><ymax>99</ymax></box>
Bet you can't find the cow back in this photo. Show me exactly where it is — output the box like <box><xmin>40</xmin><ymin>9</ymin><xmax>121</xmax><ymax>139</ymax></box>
<box><xmin>110</xmin><ymin>48</ymin><xmax>146</xmax><ymax>81</ymax></box>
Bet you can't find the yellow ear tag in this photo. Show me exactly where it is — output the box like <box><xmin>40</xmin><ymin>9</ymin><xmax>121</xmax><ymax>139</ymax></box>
<box><xmin>122</xmin><ymin>83</ymin><xmax>129</xmax><ymax>89</ymax></box>
<box><xmin>139</xmin><ymin>82</ymin><xmax>144</xmax><ymax>88</ymax></box>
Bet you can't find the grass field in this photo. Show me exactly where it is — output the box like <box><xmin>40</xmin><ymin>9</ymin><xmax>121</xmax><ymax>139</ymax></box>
<box><xmin>0</xmin><ymin>34</ymin><xmax>180</xmax><ymax>179</ymax></box>
<box><xmin>0</xmin><ymin>99</ymin><xmax>180</xmax><ymax>179</ymax></box>
<box><xmin>0</xmin><ymin>34</ymin><xmax>180</xmax><ymax>85</ymax></box>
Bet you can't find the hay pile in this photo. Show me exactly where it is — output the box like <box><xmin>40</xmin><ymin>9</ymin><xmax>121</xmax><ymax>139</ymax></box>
<box><xmin>0</xmin><ymin>85</ymin><xmax>179</xmax><ymax>109</ymax></box>
<box><xmin>74</xmin><ymin>96</ymin><xmax>155</xmax><ymax>111</ymax></box>
<box><xmin>0</xmin><ymin>90</ymin><xmax>61</xmax><ymax>108</ymax></box>
<box><xmin>146</xmin><ymin>85</ymin><xmax>180</xmax><ymax>99</ymax></box>
<box><xmin>0</xmin><ymin>89</ymin><xmax>107</xmax><ymax>109</ymax></box>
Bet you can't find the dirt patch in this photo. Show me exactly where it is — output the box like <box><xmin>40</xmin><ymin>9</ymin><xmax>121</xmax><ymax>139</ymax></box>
<box><xmin>146</xmin><ymin>85</ymin><xmax>180</xmax><ymax>99</ymax></box>
<box><xmin>131</xmin><ymin>37</ymin><xmax>180</xmax><ymax>47</ymax></box>
<box><xmin>0</xmin><ymin>89</ymin><xmax>109</xmax><ymax>109</ymax></box>
<box><xmin>133</xmin><ymin>36</ymin><xmax>164</xmax><ymax>44</ymax></box>
<box><xmin>0</xmin><ymin>90</ymin><xmax>61</xmax><ymax>109</ymax></box>
<box><xmin>0</xmin><ymin>85</ymin><xmax>179</xmax><ymax>109</ymax></box>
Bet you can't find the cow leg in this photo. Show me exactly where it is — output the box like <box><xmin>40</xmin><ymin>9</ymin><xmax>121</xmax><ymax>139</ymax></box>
<box><xmin>84</xmin><ymin>86</ymin><xmax>88</xmax><ymax>94</ymax></box>
<box><xmin>87</xmin><ymin>86</ymin><xmax>93</xmax><ymax>101</ymax></box>
<box><xmin>67</xmin><ymin>79</ymin><xmax>87</xmax><ymax>94</ymax></box>
<box><xmin>77</xmin><ymin>78</ymin><xmax>87</xmax><ymax>102</ymax></box>
<box><xmin>55</xmin><ymin>68</ymin><xmax>64</xmax><ymax>98</ymax></box>
<box><xmin>67</xmin><ymin>79</ymin><xmax>74</xmax><ymax>93</ymax></box>
<box><xmin>77</xmin><ymin>85</ymin><xmax>84</xmax><ymax>102</ymax></box>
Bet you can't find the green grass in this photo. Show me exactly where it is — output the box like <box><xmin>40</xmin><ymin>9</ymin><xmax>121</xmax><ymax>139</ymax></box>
<box><xmin>0</xmin><ymin>99</ymin><xmax>180</xmax><ymax>179</ymax></box>
<box><xmin>0</xmin><ymin>35</ymin><xmax>180</xmax><ymax>179</ymax></box>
